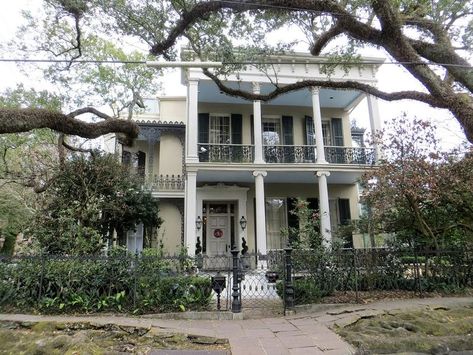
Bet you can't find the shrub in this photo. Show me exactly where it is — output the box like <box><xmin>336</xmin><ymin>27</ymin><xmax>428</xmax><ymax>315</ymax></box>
<box><xmin>0</xmin><ymin>253</ymin><xmax>212</xmax><ymax>314</ymax></box>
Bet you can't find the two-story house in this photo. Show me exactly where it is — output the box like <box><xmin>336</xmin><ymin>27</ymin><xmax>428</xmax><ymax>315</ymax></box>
<box><xmin>109</xmin><ymin>52</ymin><xmax>383</xmax><ymax>256</ymax></box>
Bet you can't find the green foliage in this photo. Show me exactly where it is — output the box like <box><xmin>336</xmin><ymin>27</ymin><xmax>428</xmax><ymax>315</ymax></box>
<box><xmin>0</xmin><ymin>252</ymin><xmax>212</xmax><ymax>314</ymax></box>
<box><xmin>363</xmin><ymin>117</ymin><xmax>473</xmax><ymax>249</ymax></box>
<box><xmin>31</xmin><ymin>153</ymin><xmax>162</xmax><ymax>255</ymax></box>
<box><xmin>284</xmin><ymin>199</ymin><xmax>323</xmax><ymax>249</ymax></box>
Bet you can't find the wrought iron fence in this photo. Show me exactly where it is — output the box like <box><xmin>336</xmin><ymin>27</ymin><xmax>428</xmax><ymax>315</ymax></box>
<box><xmin>198</xmin><ymin>144</ymin><xmax>254</xmax><ymax>163</ymax></box>
<box><xmin>2</xmin><ymin>247</ymin><xmax>470</xmax><ymax>316</ymax></box>
<box><xmin>282</xmin><ymin>247</ymin><xmax>473</xmax><ymax>310</ymax></box>
<box><xmin>0</xmin><ymin>253</ymin><xmax>238</xmax><ymax>314</ymax></box>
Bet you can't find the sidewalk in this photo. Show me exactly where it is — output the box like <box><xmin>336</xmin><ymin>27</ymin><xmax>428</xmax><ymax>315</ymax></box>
<box><xmin>1</xmin><ymin>297</ymin><xmax>471</xmax><ymax>354</ymax></box>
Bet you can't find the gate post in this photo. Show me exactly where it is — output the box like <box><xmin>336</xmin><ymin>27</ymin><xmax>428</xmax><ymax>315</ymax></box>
<box><xmin>231</xmin><ymin>248</ymin><xmax>241</xmax><ymax>313</ymax></box>
<box><xmin>284</xmin><ymin>247</ymin><xmax>294</xmax><ymax>312</ymax></box>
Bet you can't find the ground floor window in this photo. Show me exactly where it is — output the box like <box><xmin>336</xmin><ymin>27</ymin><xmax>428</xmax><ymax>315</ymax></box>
<box><xmin>265</xmin><ymin>198</ymin><xmax>288</xmax><ymax>249</ymax></box>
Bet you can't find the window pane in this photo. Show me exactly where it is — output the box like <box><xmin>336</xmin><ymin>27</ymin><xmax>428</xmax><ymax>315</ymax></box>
<box><xmin>322</xmin><ymin>121</ymin><xmax>332</xmax><ymax>146</ymax></box>
<box><xmin>262</xmin><ymin>118</ymin><xmax>281</xmax><ymax>145</ymax></box>
<box><xmin>210</xmin><ymin>115</ymin><xmax>230</xmax><ymax>143</ymax></box>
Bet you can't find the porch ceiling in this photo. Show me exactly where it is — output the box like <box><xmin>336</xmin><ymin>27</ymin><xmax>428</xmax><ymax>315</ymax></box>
<box><xmin>198</xmin><ymin>81</ymin><xmax>362</xmax><ymax>109</ymax></box>
<box><xmin>196</xmin><ymin>168</ymin><xmax>363</xmax><ymax>185</ymax></box>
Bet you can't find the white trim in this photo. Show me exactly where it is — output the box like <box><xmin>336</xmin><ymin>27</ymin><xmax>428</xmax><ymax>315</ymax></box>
<box><xmin>196</xmin><ymin>184</ymin><xmax>250</xmax><ymax>253</ymax></box>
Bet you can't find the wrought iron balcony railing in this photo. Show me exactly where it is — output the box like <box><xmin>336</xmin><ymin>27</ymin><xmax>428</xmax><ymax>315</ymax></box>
<box><xmin>198</xmin><ymin>143</ymin><xmax>254</xmax><ymax>163</ymax></box>
<box><xmin>196</xmin><ymin>144</ymin><xmax>375</xmax><ymax>165</ymax></box>
<box><xmin>263</xmin><ymin>145</ymin><xmax>316</xmax><ymax>163</ymax></box>
<box><xmin>146</xmin><ymin>174</ymin><xmax>185</xmax><ymax>191</ymax></box>
<box><xmin>324</xmin><ymin>146</ymin><xmax>375</xmax><ymax>165</ymax></box>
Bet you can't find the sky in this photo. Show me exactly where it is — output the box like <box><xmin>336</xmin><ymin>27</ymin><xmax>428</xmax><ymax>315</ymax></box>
<box><xmin>0</xmin><ymin>0</ymin><xmax>469</xmax><ymax>151</ymax></box>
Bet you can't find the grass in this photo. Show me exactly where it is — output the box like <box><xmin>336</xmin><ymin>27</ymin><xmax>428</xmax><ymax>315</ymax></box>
<box><xmin>335</xmin><ymin>305</ymin><xmax>473</xmax><ymax>354</ymax></box>
<box><xmin>0</xmin><ymin>321</ymin><xmax>229</xmax><ymax>354</ymax></box>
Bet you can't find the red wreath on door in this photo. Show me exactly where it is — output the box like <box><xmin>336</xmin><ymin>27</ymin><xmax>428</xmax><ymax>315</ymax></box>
<box><xmin>213</xmin><ymin>229</ymin><xmax>224</xmax><ymax>238</ymax></box>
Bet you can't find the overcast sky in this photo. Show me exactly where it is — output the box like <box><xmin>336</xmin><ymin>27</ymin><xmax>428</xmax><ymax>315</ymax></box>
<box><xmin>0</xmin><ymin>0</ymin><xmax>469</xmax><ymax>151</ymax></box>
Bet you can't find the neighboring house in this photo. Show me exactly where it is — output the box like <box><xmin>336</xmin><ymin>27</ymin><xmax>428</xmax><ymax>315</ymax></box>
<box><xmin>106</xmin><ymin>51</ymin><xmax>383</xmax><ymax>255</ymax></box>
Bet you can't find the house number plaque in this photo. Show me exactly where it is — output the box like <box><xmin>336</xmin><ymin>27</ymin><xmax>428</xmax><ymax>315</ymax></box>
<box><xmin>213</xmin><ymin>229</ymin><xmax>224</xmax><ymax>238</ymax></box>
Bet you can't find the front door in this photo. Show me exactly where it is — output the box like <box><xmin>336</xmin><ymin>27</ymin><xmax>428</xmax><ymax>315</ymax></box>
<box><xmin>204</xmin><ymin>202</ymin><xmax>235</xmax><ymax>256</ymax></box>
<box><xmin>207</xmin><ymin>215</ymin><xmax>230</xmax><ymax>255</ymax></box>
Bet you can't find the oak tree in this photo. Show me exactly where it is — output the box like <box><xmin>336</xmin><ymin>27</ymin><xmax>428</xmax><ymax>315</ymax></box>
<box><xmin>2</xmin><ymin>0</ymin><xmax>472</xmax><ymax>142</ymax></box>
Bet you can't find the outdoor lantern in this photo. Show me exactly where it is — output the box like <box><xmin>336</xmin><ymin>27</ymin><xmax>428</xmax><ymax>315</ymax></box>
<box><xmin>239</xmin><ymin>216</ymin><xmax>247</xmax><ymax>230</ymax></box>
<box><xmin>195</xmin><ymin>216</ymin><xmax>202</xmax><ymax>230</ymax></box>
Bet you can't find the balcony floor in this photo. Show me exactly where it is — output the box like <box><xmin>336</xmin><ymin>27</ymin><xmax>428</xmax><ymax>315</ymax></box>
<box><xmin>195</xmin><ymin>168</ymin><xmax>367</xmax><ymax>184</ymax></box>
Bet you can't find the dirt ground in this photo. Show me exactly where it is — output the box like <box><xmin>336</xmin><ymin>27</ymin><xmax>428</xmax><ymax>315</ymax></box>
<box><xmin>335</xmin><ymin>304</ymin><xmax>473</xmax><ymax>354</ymax></box>
<box><xmin>0</xmin><ymin>320</ymin><xmax>229</xmax><ymax>354</ymax></box>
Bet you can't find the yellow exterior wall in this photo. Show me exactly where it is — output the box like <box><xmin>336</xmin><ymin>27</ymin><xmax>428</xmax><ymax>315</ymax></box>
<box><xmin>157</xmin><ymin>201</ymin><xmax>182</xmax><ymax>254</ymax></box>
<box><xmin>159</xmin><ymin>97</ymin><xmax>186</xmax><ymax>123</ymax></box>
<box><xmin>158</xmin><ymin>134</ymin><xmax>183</xmax><ymax>176</ymax></box>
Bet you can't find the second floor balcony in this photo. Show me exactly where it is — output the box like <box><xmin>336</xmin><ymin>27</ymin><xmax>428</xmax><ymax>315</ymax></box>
<box><xmin>198</xmin><ymin>143</ymin><xmax>375</xmax><ymax>165</ymax></box>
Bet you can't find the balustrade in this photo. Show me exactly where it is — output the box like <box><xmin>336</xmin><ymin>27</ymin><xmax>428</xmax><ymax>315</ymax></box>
<box><xmin>198</xmin><ymin>143</ymin><xmax>254</xmax><ymax>163</ymax></box>
<box><xmin>195</xmin><ymin>144</ymin><xmax>375</xmax><ymax>165</ymax></box>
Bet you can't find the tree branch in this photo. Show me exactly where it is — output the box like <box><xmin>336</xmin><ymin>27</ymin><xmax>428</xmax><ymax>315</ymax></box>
<box><xmin>0</xmin><ymin>108</ymin><xmax>139</xmax><ymax>146</ymax></box>
<box><xmin>202</xmin><ymin>68</ymin><xmax>448</xmax><ymax>108</ymax></box>
<box><xmin>310</xmin><ymin>22</ymin><xmax>344</xmax><ymax>55</ymax></box>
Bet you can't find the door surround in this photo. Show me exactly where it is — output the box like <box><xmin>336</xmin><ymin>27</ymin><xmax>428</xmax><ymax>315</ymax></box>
<box><xmin>196</xmin><ymin>184</ymin><xmax>249</xmax><ymax>253</ymax></box>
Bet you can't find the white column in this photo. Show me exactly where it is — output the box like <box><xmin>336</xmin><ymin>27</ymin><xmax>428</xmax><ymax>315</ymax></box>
<box><xmin>316</xmin><ymin>171</ymin><xmax>332</xmax><ymax>247</ymax></box>
<box><xmin>311</xmin><ymin>87</ymin><xmax>327</xmax><ymax>164</ymax></box>
<box><xmin>252</xmin><ymin>82</ymin><xmax>265</xmax><ymax>164</ymax></box>
<box><xmin>186</xmin><ymin>79</ymin><xmax>199</xmax><ymax>163</ymax></box>
<box><xmin>253</xmin><ymin>170</ymin><xmax>267</xmax><ymax>254</ymax></box>
<box><xmin>185</xmin><ymin>171</ymin><xmax>197</xmax><ymax>255</ymax></box>
<box><xmin>367</xmin><ymin>94</ymin><xmax>382</xmax><ymax>162</ymax></box>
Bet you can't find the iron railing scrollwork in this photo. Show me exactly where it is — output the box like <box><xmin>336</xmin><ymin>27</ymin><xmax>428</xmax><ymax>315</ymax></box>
<box><xmin>324</xmin><ymin>146</ymin><xmax>375</xmax><ymax>165</ymax></box>
<box><xmin>198</xmin><ymin>143</ymin><xmax>254</xmax><ymax>163</ymax></box>
<box><xmin>263</xmin><ymin>145</ymin><xmax>316</xmax><ymax>163</ymax></box>
<box><xmin>146</xmin><ymin>174</ymin><xmax>185</xmax><ymax>192</ymax></box>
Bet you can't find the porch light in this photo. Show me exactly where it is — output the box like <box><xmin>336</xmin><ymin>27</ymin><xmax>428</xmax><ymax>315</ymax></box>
<box><xmin>196</xmin><ymin>216</ymin><xmax>203</xmax><ymax>230</ymax></box>
<box><xmin>239</xmin><ymin>216</ymin><xmax>247</xmax><ymax>231</ymax></box>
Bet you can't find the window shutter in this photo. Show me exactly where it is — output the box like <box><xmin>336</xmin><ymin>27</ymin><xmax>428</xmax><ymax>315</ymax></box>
<box><xmin>282</xmin><ymin>116</ymin><xmax>293</xmax><ymax>145</ymax></box>
<box><xmin>307</xmin><ymin>198</ymin><xmax>319</xmax><ymax>211</ymax></box>
<box><xmin>305</xmin><ymin>116</ymin><xmax>315</xmax><ymax>145</ymax></box>
<box><xmin>231</xmin><ymin>114</ymin><xmax>242</xmax><ymax>144</ymax></box>
<box><xmin>198</xmin><ymin>113</ymin><xmax>209</xmax><ymax>143</ymax></box>
<box><xmin>250</xmin><ymin>114</ymin><xmax>254</xmax><ymax>145</ymax></box>
<box><xmin>137</xmin><ymin>151</ymin><xmax>146</xmax><ymax>178</ymax></box>
<box><xmin>332</xmin><ymin>118</ymin><xmax>344</xmax><ymax>146</ymax></box>
<box><xmin>338</xmin><ymin>199</ymin><xmax>351</xmax><ymax>225</ymax></box>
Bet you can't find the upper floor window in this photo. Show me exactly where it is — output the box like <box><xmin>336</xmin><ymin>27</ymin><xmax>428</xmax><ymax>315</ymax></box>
<box><xmin>262</xmin><ymin>118</ymin><xmax>282</xmax><ymax>145</ymax></box>
<box><xmin>305</xmin><ymin>117</ymin><xmax>344</xmax><ymax>146</ymax></box>
<box><xmin>209</xmin><ymin>115</ymin><xmax>231</xmax><ymax>144</ymax></box>
<box><xmin>198</xmin><ymin>113</ymin><xmax>243</xmax><ymax>145</ymax></box>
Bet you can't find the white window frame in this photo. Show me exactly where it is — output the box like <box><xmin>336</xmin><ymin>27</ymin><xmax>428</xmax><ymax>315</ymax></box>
<box><xmin>209</xmin><ymin>113</ymin><xmax>232</xmax><ymax>144</ymax></box>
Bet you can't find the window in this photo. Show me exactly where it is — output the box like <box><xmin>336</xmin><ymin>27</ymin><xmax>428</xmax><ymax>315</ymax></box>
<box><xmin>209</xmin><ymin>115</ymin><xmax>230</xmax><ymax>144</ymax></box>
<box><xmin>265</xmin><ymin>198</ymin><xmax>288</xmax><ymax>249</ymax></box>
<box><xmin>262</xmin><ymin>118</ymin><xmax>282</xmax><ymax>145</ymax></box>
